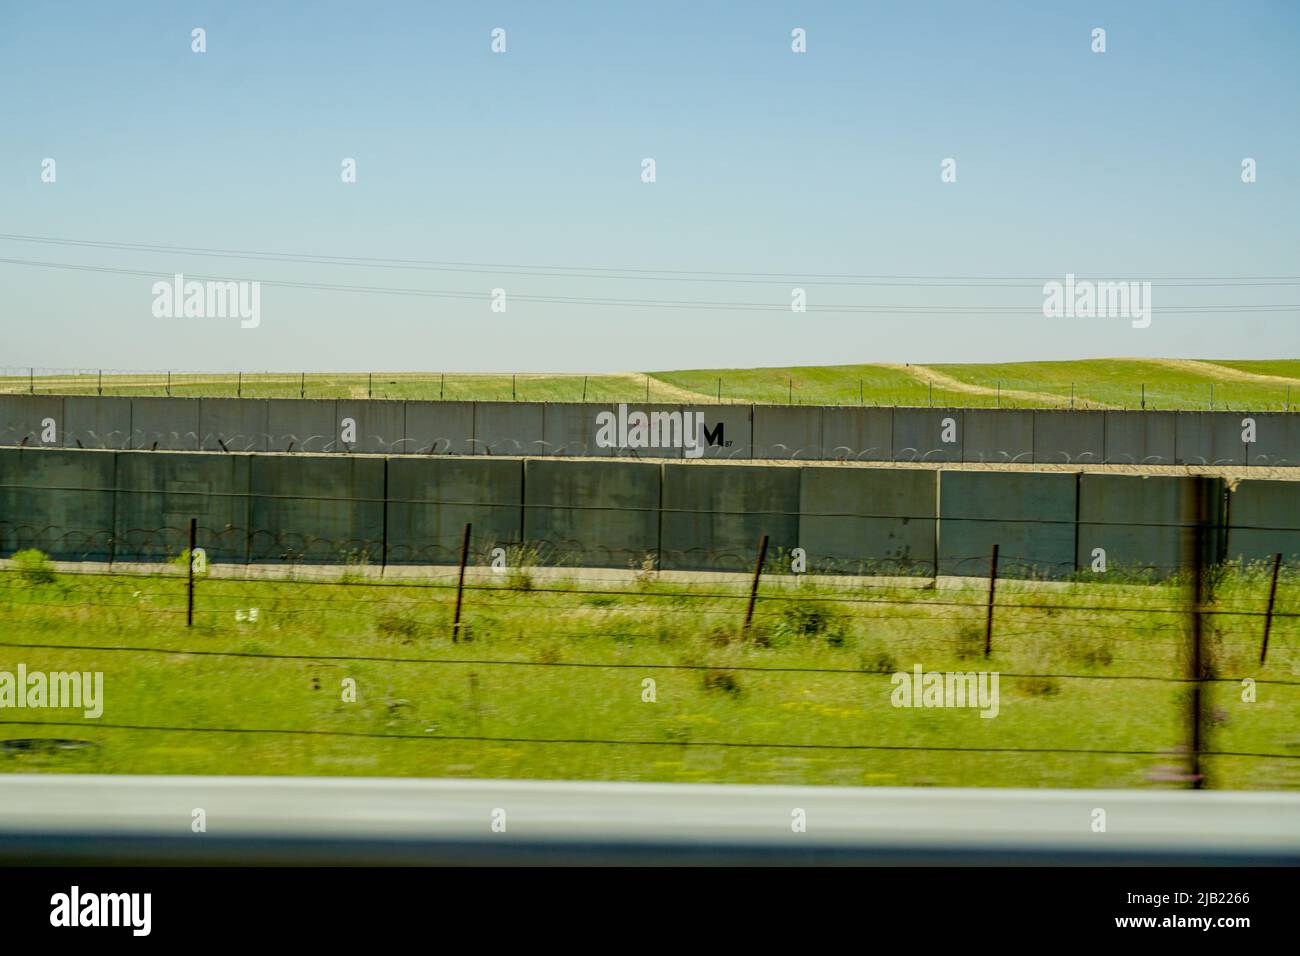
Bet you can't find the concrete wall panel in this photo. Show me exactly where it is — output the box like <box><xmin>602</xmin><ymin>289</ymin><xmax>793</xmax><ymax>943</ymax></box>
<box><xmin>198</xmin><ymin>398</ymin><xmax>269</xmax><ymax>452</ymax></box>
<box><xmin>542</xmin><ymin>403</ymin><xmax>614</xmax><ymax>457</ymax></box>
<box><xmin>962</xmin><ymin>409</ymin><xmax>1034</xmax><ymax>464</ymax></box>
<box><xmin>113</xmin><ymin>451</ymin><xmax>251</xmax><ymax>562</ymax></box>
<box><xmin>386</xmin><ymin>457</ymin><xmax>522</xmax><ymax>564</ymax></box>
<box><xmin>1226</xmin><ymin>479</ymin><xmax>1300</xmax><ymax>563</ymax></box>
<box><xmin>799</xmin><ymin>467</ymin><xmax>935</xmax><ymax>574</ymax></box>
<box><xmin>1247</xmin><ymin>413</ymin><xmax>1300</xmax><ymax>468</ymax></box>
<box><xmin>403</xmin><ymin>401</ymin><xmax>476</xmax><ymax>455</ymax></box>
<box><xmin>1033</xmin><ymin>410</ymin><xmax>1105</xmax><ymax>464</ymax></box>
<box><xmin>1173</xmin><ymin>412</ymin><xmax>1212</xmax><ymax>465</ymax></box>
<box><xmin>753</xmin><ymin>406</ymin><xmax>823</xmax><ymax>460</ymax></box>
<box><xmin>248</xmin><ymin>455</ymin><xmax>384</xmax><ymax>562</ymax></box>
<box><xmin>0</xmin><ymin>395</ymin><xmax>65</xmax><ymax>448</ymax></box>
<box><xmin>130</xmin><ymin>397</ymin><xmax>201</xmax><ymax>451</ymax></box>
<box><xmin>1077</xmin><ymin>474</ymin><xmax>1218</xmax><ymax>575</ymax></box>
<box><xmin>266</xmin><ymin>399</ymin><xmax>337</xmax><ymax>453</ymax></box>
<box><xmin>336</xmin><ymin>400</ymin><xmax>406</xmax><ymax>455</ymax></box>
<box><xmin>939</xmin><ymin>471</ymin><xmax>1077</xmax><ymax>578</ymax></box>
<box><xmin>820</xmin><ymin>407</ymin><xmax>893</xmax><ymax>462</ymax></box>
<box><xmin>474</xmin><ymin>402</ymin><xmax>545</xmax><ymax>456</ymax></box>
<box><xmin>892</xmin><ymin>409</ymin><xmax>963</xmax><ymax>462</ymax></box>
<box><xmin>683</xmin><ymin>404</ymin><xmax>752</xmax><ymax>460</ymax></box>
<box><xmin>1175</xmin><ymin>412</ymin><xmax>1247</xmax><ymax>466</ymax></box>
<box><xmin>1104</xmin><ymin>411</ymin><xmax>1176</xmax><ymax>465</ymax></box>
<box><xmin>524</xmin><ymin>459</ymin><xmax>659</xmax><ymax>567</ymax></box>
<box><xmin>64</xmin><ymin>396</ymin><xmax>132</xmax><ymax>450</ymax></box>
<box><xmin>0</xmin><ymin>447</ymin><xmax>115</xmax><ymax>560</ymax></box>
<box><xmin>660</xmin><ymin>463</ymin><xmax>798</xmax><ymax>571</ymax></box>
<box><xmin>607</xmin><ymin>404</ymin><xmax>688</xmax><ymax>460</ymax></box>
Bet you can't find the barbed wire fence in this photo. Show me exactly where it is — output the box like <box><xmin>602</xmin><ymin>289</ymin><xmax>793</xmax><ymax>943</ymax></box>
<box><xmin>2</xmin><ymin>366</ymin><xmax>1298</xmax><ymax>412</ymax></box>
<box><xmin>1</xmin><ymin>491</ymin><xmax>1298</xmax><ymax>787</ymax></box>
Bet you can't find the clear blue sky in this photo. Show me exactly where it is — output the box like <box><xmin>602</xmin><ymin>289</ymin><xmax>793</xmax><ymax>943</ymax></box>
<box><xmin>2</xmin><ymin>1</ymin><xmax>1297</xmax><ymax>373</ymax></box>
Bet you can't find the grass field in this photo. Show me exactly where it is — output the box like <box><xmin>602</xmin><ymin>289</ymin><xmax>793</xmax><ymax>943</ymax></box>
<box><xmin>1</xmin><ymin>557</ymin><xmax>1296</xmax><ymax>789</ymax></box>
<box><xmin>4</xmin><ymin>359</ymin><xmax>1300</xmax><ymax>410</ymax></box>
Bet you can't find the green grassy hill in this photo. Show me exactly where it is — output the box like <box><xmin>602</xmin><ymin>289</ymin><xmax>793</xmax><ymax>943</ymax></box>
<box><xmin>3</xmin><ymin>359</ymin><xmax>1300</xmax><ymax>410</ymax></box>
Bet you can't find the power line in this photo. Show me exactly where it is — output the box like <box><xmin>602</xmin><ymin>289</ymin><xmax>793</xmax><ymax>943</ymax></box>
<box><xmin>1</xmin><ymin>233</ymin><xmax>1296</xmax><ymax>286</ymax></box>
<box><xmin>1</xmin><ymin>256</ymin><xmax>1297</xmax><ymax>315</ymax></box>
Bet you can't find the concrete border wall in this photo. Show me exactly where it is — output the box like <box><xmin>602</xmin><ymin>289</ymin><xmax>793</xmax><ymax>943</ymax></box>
<box><xmin>963</xmin><ymin>410</ymin><xmax>1034</xmax><ymax>464</ymax></box>
<box><xmin>65</xmin><ymin>396</ymin><xmax>131</xmax><ymax>450</ymax></box>
<box><xmin>198</xmin><ymin>398</ymin><xmax>269</xmax><ymax>453</ymax></box>
<box><xmin>660</xmin><ymin>463</ymin><xmax>798</xmax><ymax>570</ymax></box>
<box><xmin>0</xmin><ymin>396</ymin><xmax>66</xmax><ymax>448</ymax></box>
<box><xmin>474</xmin><ymin>402</ymin><xmax>545</xmax><ymax>456</ymax></box>
<box><xmin>607</xmin><ymin>404</ymin><xmax>687</xmax><ymax>460</ymax></box>
<box><xmin>798</xmin><ymin>467</ymin><xmax>936</xmax><ymax>574</ymax></box>
<box><xmin>114</xmin><ymin>452</ymin><xmax>251</xmax><ymax>562</ymax></box>
<box><xmin>247</xmin><ymin>455</ymin><xmax>386</xmax><ymax>563</ymax></box>
<box><xmin>1249</xmin><ymin>414</ymin><xmax>1300</xmax><ymax>468</ymax></box>
<box><xmin>336</xmin><ymin>400</ymin><xmax>407</xmax><ymax>455</ymax></box>
<box><xmin>1076</xmin><ymin>474</ymin><xmax>1224</xmax><ymax>574</ymax></box>
<box><xmin>1034</xmin><ymin>411</ymin><xmax>1104</xmax><ymax>465</ymax></box>
<box><xmin>2</xmin><ymin>448</ymin><xmax>1296</xmax><ymax>579</ymax></box>
<box><xmin>387</xmin><ymin>457</ymin><xmax>522</xmax><ymax>564</ymax></box>
<box><xmin>4</xmin><ymin>397</ymin><xmax>1300</xmax><ymax>466</ymax></box>
<box><xmin>542</xmin><ymin>403</ymin><xmax>615</xmax><ymax>458</ymax></box>
<box><xmin>523</xmin><ymin>458</ymin><xmax>660</xmax><ymax>567</ymax></box>
<box><xmin>1175</xmin><ymin>412</ymin><xmax>1248</xmax><ymax>466</ymax></box>
<box><xmin>891</xmin><ymin>408</ymin><xmax>963</xmax><ymax>462</ymax></box>
<box><xmin>939</xmin><ymin>471</ymin><xmax>1077</xmax><ymax>578</ymax></box>
<box><xmin>688</xmin><ymin>404</ymin><xmax>753</xmax><ymax>460</ymax></box>
<box><xmin>1226</xmin><ymin>478</ymin><xmax>1300</xmax><ymax>563</ymax></box>
<box><xmin>267</xmin><ymin>399</ymin><xmax>337</xmax><ymax>453</ymax></box>
<box><xmin>0</xmin><ymin>446</ymin><xmax>115</xmax><ymax>560</ymax></box>
<box><xmin>1103</xmin><ymin>411</ymin><xmax>1177</xmax><ymax>465</ymax></box>
<box><xmin>820</xmin><ymin>408</ymin><xmax>892</xmax><ymax>461</ymax></box>
<box><xmin>753</xmin><ymin>407</ymin><xmax>823</xmax><ymax>460</ymax></box>
<box><xmin>404</xmin><ymin>401</ymin><xmax>475</xmax><ymax>455</ymax></box>
<box><xmin>130</xmin><ymin>398</ymin><xmax>201</xmax><ymax>451</ymax></box>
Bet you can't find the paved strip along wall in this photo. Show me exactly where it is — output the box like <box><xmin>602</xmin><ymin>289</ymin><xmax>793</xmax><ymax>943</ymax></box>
<box><xmin>3</xmin><ymin>448</ymin><xmax>1298</xmax><ymax>577</ymax></box>
<box><xmin>5</xmin><ymin>395</ymin><xmax>1299</xmax><ymax>466</ymax></box>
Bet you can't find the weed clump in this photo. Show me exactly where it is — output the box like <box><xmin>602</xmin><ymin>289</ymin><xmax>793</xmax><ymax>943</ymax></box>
<box><xmin>375</xmin><ymin>612</ymin><xmax>421</xmax><ymax>641</ymax></box>
<box><xmin>11</xmin><ymin>549</ymin><xmax>55</xmax><ymax>585</ymax></box>
<box><xmin>772</xmin><ymin>600</ymin><xmax>847</xmax><ymax>646</ymax></box>
<box><xmin>701</xmin><ymin>670</ymin><xmax>742</xmax><ymax>696</ymax></box>
<box><xmin>1020</xmin><ymin>677</ymin><xmax>1060</xmax><ymax>697</ymax></box>
<box><xmin>954</xmin><ymin>624</ymin><xmax>985</xmax><ymax>661</ymax></box>
<box><xmin>860</xmin><ymin>649</ymin><xmax>897</xmax><ymax>674</ymax></box>
<box><xmin>1063</xmin><ymin>635</ymin><xmax>1114</xmax><ymax>668</ymax></box>
<box><xmin>632</xmin><ymin>554</ymin><xmax>657</xmax><ymax>589</ymax></box>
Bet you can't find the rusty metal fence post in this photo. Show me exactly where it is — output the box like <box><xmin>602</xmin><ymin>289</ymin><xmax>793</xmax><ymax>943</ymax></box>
<box><xmin>1261</xmin><ymin>552</ymin><xmax>1283</xmax><ymax>664</ymax></box>
<box><xmin>452</xmin><ymin>523</ymin><xmax>472</xmax><ymax>642</ymax></box>
<box><xmin>186</xmin><ymin>517</ymin><xmax>197</xmax><ymax>627</ymax></box>
<box><xmin>741</xmin><ymin>534</ymin><xmax>769</xmax><ymax>637</ymax></box>
<box><xmin>984</xmin><ymin>544</ymin><xmax>1000</xmax><ymax>658</ymax></box>
<box><xmin>1186</xmin><ymin>477</ymin><xmax>1214</xmax><ymax>789</ymax></box>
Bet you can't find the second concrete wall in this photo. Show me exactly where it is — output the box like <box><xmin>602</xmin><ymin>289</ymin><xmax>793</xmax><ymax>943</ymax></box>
<box><xmin>5</xmin><ymin>396</ymin><xmax>1299</xmax><ymax>467</ymax></box>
